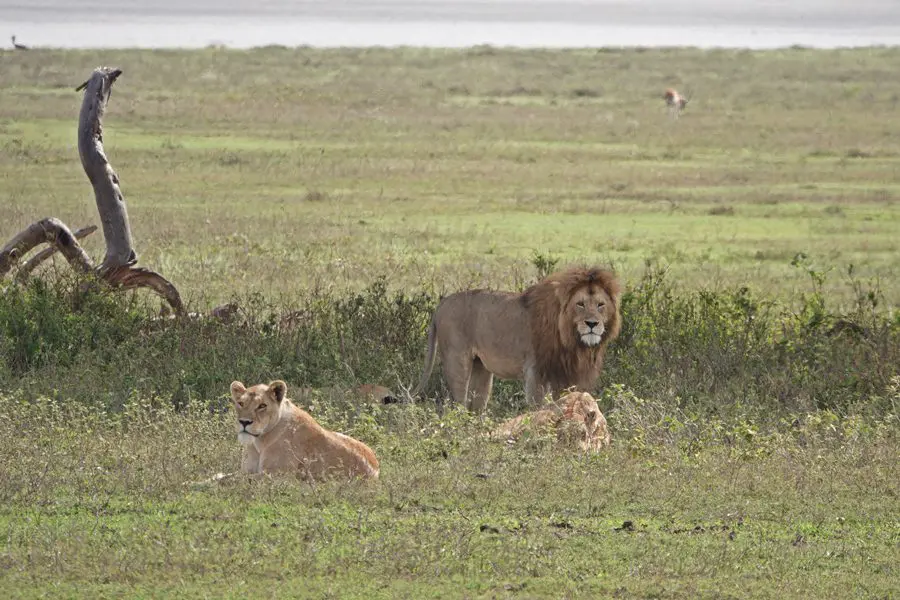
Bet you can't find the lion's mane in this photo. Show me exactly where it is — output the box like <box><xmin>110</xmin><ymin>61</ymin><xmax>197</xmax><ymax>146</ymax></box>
<box><xmin>523</xmin><ymin>267</ymin><xmax>622</xmax><ymax>392</ymax></box>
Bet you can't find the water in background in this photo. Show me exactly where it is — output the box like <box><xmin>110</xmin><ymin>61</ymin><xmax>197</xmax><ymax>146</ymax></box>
<box><xmin>2</xmin><ymin>0</ymin><xmax>900</xmax><ymax>49</ymax></box>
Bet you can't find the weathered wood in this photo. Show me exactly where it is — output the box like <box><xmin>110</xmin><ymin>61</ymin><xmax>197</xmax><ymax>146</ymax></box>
<box><xmin>104</xmin><ymin>265</ymin><xmax>184</xmax><ymax>314</ymax></box>
<box><xmin>1</xmin><ymin>69</ymin><xmax>185</xmax><ymax>317</ymax></box>
<box><xmin>0</xmin><ymin>218</ymin><xmax>94</xmax><ymax>277</ymax></box>
<box><xmin>15</xmin><ymin>225</ymin><xmax>97</xmax><ymax>281</ymax></box>
<box><xmin>76</xmin><ymin>67</ymin><xmax>185</xmax><ymax>315</ymax></box>
<box><xmin>77</xmin><ymin>67</ymin><xmax>136</xmax><ymax>272</ymax></box>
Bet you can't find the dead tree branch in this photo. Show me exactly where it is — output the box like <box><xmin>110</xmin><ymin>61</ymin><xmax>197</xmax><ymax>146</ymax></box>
<box><xmin>16</xmin><ymin>225</ymin><xmax>97</xmax><ymax>281</ymax></box>
<box><xmin>0</xmin><ymin>218</ymin><xmax>94</xmax><ymax>278</ymax></box>
<box><xmin>103</xmin><ymin>265</ymin><xmax>184</xmax><ymax>313</ymax></box>
<box><xmin>1</xmin><ymin>68</ymin><xmax>185</xmax><ymax>316</ymax></box>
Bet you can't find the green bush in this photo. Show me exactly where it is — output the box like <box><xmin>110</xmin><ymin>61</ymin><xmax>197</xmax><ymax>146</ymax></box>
<box><xmin>0</xmin><ymin>267</ymin><xmax>896</xmax><ymax>420</ymax></box>
<box><xmin>0</xmin><ymin>275</ymin><xmax>144</xmax><ymax>374</ymax></box>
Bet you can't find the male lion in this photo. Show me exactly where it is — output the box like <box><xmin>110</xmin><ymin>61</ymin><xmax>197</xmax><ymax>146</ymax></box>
<box><xmin>231</xmin><ymin>380</ymin><xmax>379</xmax><ymax>480</ymax></box>
<box><xmin>413</xmin><ymin>267</ymin><xmax>622</xmax><ymax>412</ymax></box>
<box><xmin>491</xmin><ymin>391</ymin><xmax>611</xmax><ymax>452</ymax></box>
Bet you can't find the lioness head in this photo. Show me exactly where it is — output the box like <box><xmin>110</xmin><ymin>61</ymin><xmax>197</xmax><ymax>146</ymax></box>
<box><xmin>565</xmin><ymin>283</ymin><xmax>616</xmax><ymax>347</ymax></box>
<box><xmin>492</xmin><ymin>390</ymin><xmax>611</xmax><ymax>452</ymax></box>
<box><xmin>231</xmin><ymin>380</ymin><xmax>287</xmax><ymax>444</ymax></box>
<box><xmin>558</xmin><ymin>391</ymin><xmax>611</xmax><ymax>451</ymax></box>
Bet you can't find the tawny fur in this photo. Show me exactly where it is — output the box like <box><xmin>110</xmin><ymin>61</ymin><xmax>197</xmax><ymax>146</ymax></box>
<box><xmin>664</xmin><ymin>88</ymin><xmax>688</xmax><ymax>117</ymax></box>
<box><xmin>413</xmin><ymin>266</ymin><xmax>622</xmax><ymax>412</ymax></box>
<box><xmin>354</xmin><ymin>384</ymin><xmax>399</xmax><ymax>404</ymax></box>
<box><xmin>491</xmin><ymin>390</ymin><xmax>611</xmax><ymax>452</ymax></box>
<box><xmin>232</xmin><ymin>380</ymin><xmax>379</xmax><ymax>480</ymax></box>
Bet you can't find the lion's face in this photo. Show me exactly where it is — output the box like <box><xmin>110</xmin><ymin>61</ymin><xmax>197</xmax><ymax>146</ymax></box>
<box><xmin>559</xmin><ymin>391</ymin><xmax>611</xmax><ymax>451</ymax></box>
<box><xmin>231</xmin><ymin>380</ymin><xmax>287</xmax><ymax>444</ymax></box>
<box><xmin>565</xmin><ymin>285</ymin><xmax>615</xmax><ymax>347</ymax></box>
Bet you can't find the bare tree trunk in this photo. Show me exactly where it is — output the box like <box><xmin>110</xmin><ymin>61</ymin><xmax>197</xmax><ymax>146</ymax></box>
<box><xmin>0</xmin><ymin>218</ymin><xmax>93</xmax><ymax>278</ymax></box>
<box><xmin>76</xmin><ymin>67</ymin><xmax>185</xmax><ymax>315</ymax></box>
<box><xmin>76</xmin><ymin>67</ymin><xmax>136</xmax><ymax>271</ymax></box>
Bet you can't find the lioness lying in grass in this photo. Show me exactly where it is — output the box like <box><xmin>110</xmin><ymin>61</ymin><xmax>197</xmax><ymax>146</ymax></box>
<box><xmin>231</xmin><ymin>380</ymin><xmax>379</xmax><ymax>480</ymax></box>
<box><xmin>491</xmin><ymin>390</ymin><xmax>611</xmax><ymax>452</ymax></box>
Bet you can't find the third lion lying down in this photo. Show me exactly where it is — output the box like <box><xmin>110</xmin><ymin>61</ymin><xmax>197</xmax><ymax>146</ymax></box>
<box><xmin>491</xmin><ymin>390</ymin><xmax>611</xmax><ymax>452</ymax></box>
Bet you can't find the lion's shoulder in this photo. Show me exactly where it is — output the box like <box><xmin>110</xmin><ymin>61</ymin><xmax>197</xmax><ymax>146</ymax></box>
<box><xmin>279</xmin><ymin>399</ymin><xmax>320</xmax><ymax>427</ymax></box>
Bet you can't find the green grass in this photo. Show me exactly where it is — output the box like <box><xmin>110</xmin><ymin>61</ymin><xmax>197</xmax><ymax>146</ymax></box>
<box><xmin>0</xmin><ymin>270</ymin><xmax>896</xmax><ymax>598</ymax></box>
<box><xmin>1</xmin><ymin>46</ymin><xmax>899</xmax><ymax>597</ymax></box>
<box><xmin>0</xmin><ymin>394</ymin><xmax>897</xmax><ymax>599</ymax></box>
<box><xmin>1</xmin><ymin>46</ymin><xmax>899</xmax><ymax>306</ymax></box>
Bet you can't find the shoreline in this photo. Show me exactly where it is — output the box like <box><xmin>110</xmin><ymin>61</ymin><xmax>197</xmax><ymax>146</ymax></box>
<box><xmin>5</xmin><ymin>41</ymin><xmax>900</xmax><ymax>52</ymax></box>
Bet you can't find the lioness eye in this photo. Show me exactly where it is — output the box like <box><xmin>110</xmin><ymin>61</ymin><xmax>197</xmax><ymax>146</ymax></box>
<box><xmin>598</xmin><ymin>302</ymin><xmax>606</xmax><ymax>309</ymax></box>
<box><xmin>576</xmin><ymin>301</ymin><xmax>585</xmax><ymax>308</ymax></box>
<box><xmin>257</xmin><ymin>403</ymin><xmax>267</xmax><ymax>410</ymax></box>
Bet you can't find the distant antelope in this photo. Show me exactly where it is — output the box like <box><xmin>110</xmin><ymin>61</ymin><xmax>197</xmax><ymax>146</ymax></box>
<box><xmin>663</xmin><ymin>87</ymin><xmax>688</xmax><ymax>118</ymax></box>
<box><xmin>11</xmin><ymin>35</ymin><xmax>28</xmax><ymax>50</ymax></box>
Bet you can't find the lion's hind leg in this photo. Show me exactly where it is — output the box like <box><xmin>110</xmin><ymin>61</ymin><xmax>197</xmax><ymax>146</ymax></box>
<box><xmin>467</xmin><ymin>358</ymin><xmax>494</xmax><ymax>413</ymax></box>
<box><xmin>439</xmin><ymin>350</ymin><xmax>474</xmax><ymax>409</ymax></box>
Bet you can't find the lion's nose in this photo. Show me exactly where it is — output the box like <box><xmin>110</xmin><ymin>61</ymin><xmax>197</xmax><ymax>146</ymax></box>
<box><xmin>239</xmin><ymin>419</ymin><xmax>253</xmax><ymax>428</ymax></box>
<box><xmin>585</xmin><ymin>320</ymin><xmax>600</xmax><ymax>329</ymax></box>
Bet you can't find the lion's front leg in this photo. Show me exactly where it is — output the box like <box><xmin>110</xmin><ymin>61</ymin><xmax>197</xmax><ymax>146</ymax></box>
<box><xmin>240</xmin><ymin>443</ymin><xmax>261</xmax><ymax>474</ymax></box>
<box><xmin>524</xmin><ymin>367</ymin><xmax>553</xmax><ymax>407</ymax></box>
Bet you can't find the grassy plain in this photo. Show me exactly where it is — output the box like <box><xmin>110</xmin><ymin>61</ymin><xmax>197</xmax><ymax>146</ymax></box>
<box><xmin>0</xmin><ymin>47</ymin><xmax>899</xmax><ymax>598</ymax></box>
<box><xmin>1</xmin><ymin>46</ymin><xmax>899</xmax><ymax>306</ymax></box>
<box><xmin>0</xmin><ymin>392</ymin><xmax>897</xmax><ymax>599</ymax></box>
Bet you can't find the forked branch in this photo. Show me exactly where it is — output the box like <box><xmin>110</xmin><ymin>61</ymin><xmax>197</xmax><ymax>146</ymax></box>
<box><xmin>16</xmin><ymin>225</ymin><xmax>97</xmax><ymax>281</ymax></box>
<box><xmin>0</xmin><ymin>218</ymin><xmax>93</xmax><ymax>278</ymax></box>
<box><xmin>2</xmin><ymin>68</ymin><xmax>186</xmax><ymax>316</ymax></box>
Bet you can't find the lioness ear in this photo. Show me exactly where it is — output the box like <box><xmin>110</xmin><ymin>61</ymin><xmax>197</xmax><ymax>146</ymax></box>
<box><xmin>230</xmin><ymin>381</ymin><xmax>246</xmax><ymax>400</ymax></box>
<box><xmin>268</xmin><ymin>380</ymin><xmax>287</xmax><ymax>403</ymax></box>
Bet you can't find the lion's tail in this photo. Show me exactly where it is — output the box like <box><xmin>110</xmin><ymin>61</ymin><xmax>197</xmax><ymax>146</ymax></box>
<box><xmin>411</xmin><ymin>317</ymin><xmax>438</xmax><ymax>400</ymax></box>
